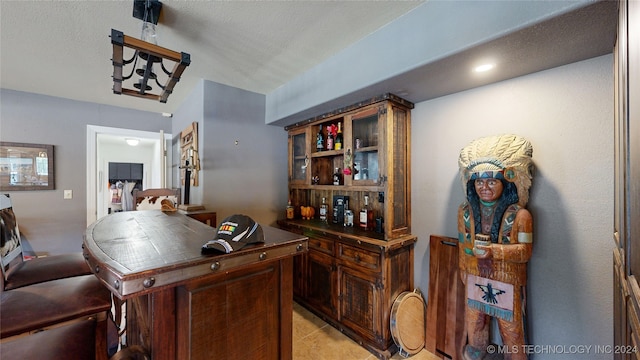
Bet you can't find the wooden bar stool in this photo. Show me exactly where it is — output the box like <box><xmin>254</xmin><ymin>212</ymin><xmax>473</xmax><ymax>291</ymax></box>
<box><xmin>0</xmin><ymin>274</ymin><xmax>111</xmax><ymax>338</ymax></box>
<box><xmin>0</xmin><ymin>274</ymin><xmax>112</xmax><ymax>360</ymax></box>
<box><xmin>1</xmin><ymin>196</ymin><xmax>113</xmax><ymax>359</ymax></box>
<box><xmin>1</xmin><ymin>194</ymin><xmax>91</xmax><ymax>291</ymax></box>
<box><xmin>0</xmin><ymin>319</ymin><xmax>97</xmax><ymax>360</ymax></box>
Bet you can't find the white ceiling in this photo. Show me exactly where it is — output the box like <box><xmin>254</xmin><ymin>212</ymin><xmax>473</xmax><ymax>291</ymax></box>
<box><xmin>0</xmin><ymin>0</ymin><xmax>423</xmax><ymax>115</ymax></box>
<box><xmin>0</xmin><ymin>1</ymin><xmax>618</xmax><ymax>122</ymax></box>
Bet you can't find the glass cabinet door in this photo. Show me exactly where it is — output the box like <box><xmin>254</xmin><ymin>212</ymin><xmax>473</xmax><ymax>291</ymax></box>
<box><xmin>351</xmin><ymin>109</ymin><xmax>380</xmax><ymax>186</ymax></box>
<box><xmin>290</xmin><ymin>128</ymin><xmax>309</xmax><ymax>184</ymax></box>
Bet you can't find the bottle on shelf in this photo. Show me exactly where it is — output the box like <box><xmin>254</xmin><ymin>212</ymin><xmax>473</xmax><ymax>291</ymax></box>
<box><xmin>316</xmin><ymin>124</ymin><xmax>324</xmax><ymax>152</ymax></box>
<box><xmin>333</xmin><ymin>167</ymin><xmax>343</xmax><ymax>185</ymax></box>
<box><xmin>359</xmin><ymin>195</ymin><xmax>374</xmax><ymax>230</ymax></box>
<box><xmin>332</xmin><ymin>195</ymin><xmax>348</xmax><ymax>224</ymax></box>
<box><xmin>344</xmin><ymin>209</ymin><xmax>354</xmax><ymax>227</ymax></box>
<box><xmin>286</xmin><ymin>198</ymin><xmax>294</xmax><ymax>220</ymax></box>
<box><xmin>320</xmin><ymin>197</ymin><xmax>328</xmax><ymax>222</ymax></box>
<box><xmin>375</xmin><ymin>217</ymin><xmax>384</xmax><ymax>233</ymax></box>
<box><xmin>335</xmin><ymin>122</ymin><xmax>343</xmax><ymax>150</ymax></box>
<box><xmin>326</xmin><ymin>125</ymin><xmax>334</xmax><ymax>150</ymax></box>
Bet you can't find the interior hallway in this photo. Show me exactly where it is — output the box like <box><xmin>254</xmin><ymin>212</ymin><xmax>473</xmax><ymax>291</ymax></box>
<box><xmin>292</xmin><ymin>302</ymin><xmax>440</xmax><ymax>360</ymax></box>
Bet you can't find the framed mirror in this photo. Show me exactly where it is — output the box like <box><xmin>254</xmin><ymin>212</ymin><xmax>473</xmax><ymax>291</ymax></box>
<box><xmin>0</xmin><ymin>142</ymin><xmax>55</xmax><ymax>191</ymax></box>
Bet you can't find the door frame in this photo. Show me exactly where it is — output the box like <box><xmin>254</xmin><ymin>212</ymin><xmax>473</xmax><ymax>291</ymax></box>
<box><xmin>86</xmin><ymin>125</ymin><xmax>172</xmax><ymax>225</ymax></box>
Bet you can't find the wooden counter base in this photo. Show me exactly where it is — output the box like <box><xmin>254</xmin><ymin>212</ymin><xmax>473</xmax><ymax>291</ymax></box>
<box><xmin>84</xmin><ymin>211</ymin><xmax>308</xmax><ymax>360</ymax></box>
<box><xmin>126</xmin><ymin>258</ymin><xmax>294</xmax><ymax>360</ymax></box>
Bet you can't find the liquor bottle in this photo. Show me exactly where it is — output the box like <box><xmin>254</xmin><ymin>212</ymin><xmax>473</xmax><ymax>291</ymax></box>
<box><xmin>333</xmin><ymin>167</ymin><xmax>342</xmax><ymax>185</ymax></box>
<box><xmin>359</xmin><ymin>195</ymin><xmax>374</xmax><ymax>230</ymax></box>
<box><xmin>326</xmin><ymin>128</ymin><xmax>334</xmax><ymax>150</ymax></box>
<box><xmin>335</xmin><ymin>122</ymin><xmax>343</xmax><ymax>150</ymax></box>
<box><xmin>332</xmin><ymin>195</ymin><xmax>349</xmax><ymax>224</ymax></box>
<box><xmin>316</xmin><ymin>125</ymin><xmax>324</xmax><ymax>152</ymax></box>
<box><xmin>344</xmin><ymin>210</ymin><xmax>354</xmax><ymax>227</ymax></box>
<box><xmin>320</xmin><ymin>197</ymin><xmax>328</xmax><ymax>222</ymax></box>
<box><xmin>286</xmin><ymin>198</ymin><xmax>294</xmax><ymax>220</ymax></box>
<box><xmin>375</xmin><ymin>217</ymin><xmax>384</xmax><ymax>233</ymax></box>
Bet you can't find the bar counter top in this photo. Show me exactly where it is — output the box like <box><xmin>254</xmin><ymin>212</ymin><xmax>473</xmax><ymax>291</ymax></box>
<box><xmin>84</xmin><ymin>210</ymin><xmax>307</xmax><ymax>299</ymax></box>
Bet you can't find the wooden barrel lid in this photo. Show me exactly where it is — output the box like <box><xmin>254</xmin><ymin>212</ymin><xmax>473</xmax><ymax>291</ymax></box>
<box><xmin>390</xmin><ymin>289</ymin><xmax>426</xmax><ymax>357</ymax></box>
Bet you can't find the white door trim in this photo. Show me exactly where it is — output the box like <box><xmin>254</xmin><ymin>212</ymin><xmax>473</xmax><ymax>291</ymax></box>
<box><xmin>86</xmin><ymin>125</ymin><xmax>171</xmax><ymax>226</ymax></box>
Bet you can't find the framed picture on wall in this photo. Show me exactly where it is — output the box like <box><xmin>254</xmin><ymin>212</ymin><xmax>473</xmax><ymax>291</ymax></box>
<box><xmin>180</xmin><ymin>122</ymin><xmax>200</xmax><ymax>187</ymax></box>
<box><xmin>0</xmin><ymin>142</ymin><xmax>55</xmax><ymax>191</ymax></box>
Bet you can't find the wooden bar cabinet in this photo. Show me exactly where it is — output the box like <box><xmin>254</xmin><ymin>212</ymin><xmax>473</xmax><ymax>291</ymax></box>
<box><xmin>280</xmin><ymin>93</ymin><xmax>416</xmax><ymax>359</ymax></box>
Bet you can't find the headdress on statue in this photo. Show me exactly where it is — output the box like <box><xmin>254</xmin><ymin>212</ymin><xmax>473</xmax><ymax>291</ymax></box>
<box><xmin>458</xmin><ymin>134</ymin><xmax>534</xmax><ymax>206</ymax></box>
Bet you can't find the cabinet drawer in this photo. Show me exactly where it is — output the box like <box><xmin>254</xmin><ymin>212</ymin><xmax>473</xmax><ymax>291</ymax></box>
<box><xmin>338</xmin><ymin>244</ymin><xmax>380</xmax><ymax>271</ymax></box>
<box><xmin>307</xmin><ymin>235</ymin><xmax>335</xmax><ymax>256</ymax></box>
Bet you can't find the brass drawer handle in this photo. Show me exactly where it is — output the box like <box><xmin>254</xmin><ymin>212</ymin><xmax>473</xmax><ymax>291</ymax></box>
<box><xmin>259</xmin><ymin>252</ymin><xmax>268</xmax><ymax>260</ymax></box>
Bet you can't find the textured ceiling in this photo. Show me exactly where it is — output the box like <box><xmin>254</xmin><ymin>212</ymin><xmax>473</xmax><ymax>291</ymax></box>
<box><xmin>0</xmin><ymin>1</ymin><xmax>619</xmax><ymax>122</ymax></box>
<box><xmin>0</xmin><ymin>1</ymin><xmax>423</xmax><ymax>115</ymax></box>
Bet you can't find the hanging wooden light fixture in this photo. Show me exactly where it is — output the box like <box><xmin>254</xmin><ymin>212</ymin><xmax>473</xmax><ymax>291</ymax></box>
<box><xmin>110</xmin><ymin>0</ymin><xmax>190</xmax><ymax>103</ymax></box>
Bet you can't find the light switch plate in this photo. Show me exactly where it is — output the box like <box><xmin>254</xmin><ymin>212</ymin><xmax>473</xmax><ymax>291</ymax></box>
<box><xmin>63</xmin><ymin>190</ymin><xmax>73</xmax><ymax>199</ymax></box>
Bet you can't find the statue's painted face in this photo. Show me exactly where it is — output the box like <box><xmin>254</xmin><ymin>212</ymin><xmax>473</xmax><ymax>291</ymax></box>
<box><xmin>474</xmin><ymin>178</ymin><xmax>504</xmax><ymax>202</ymax></box>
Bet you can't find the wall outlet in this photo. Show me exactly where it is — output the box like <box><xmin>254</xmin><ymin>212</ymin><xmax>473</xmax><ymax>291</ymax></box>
<box><xmin>63</xmin><ymin>190</ymin><xmax>73</xmax><ymax>199</ymax></box>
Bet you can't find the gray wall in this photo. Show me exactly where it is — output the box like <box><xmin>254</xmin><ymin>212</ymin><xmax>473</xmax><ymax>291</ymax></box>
<box><xmin>173</xmin><ymin>80</ymin><xmax>288</xmax><ymax>227</ymax></box>
<box><xmin>411</xmin><ymin>55</ymin><xmax>613</xmax><ymax>357</ymax></box>
<box><xmin>0</xmin><ymin>89</ymin><xmax>171</xmax><ymax>254</ymax></box>
<box><xmin>171</xmin><ymin>80</ymin><xmax>205</xmax><ymax>205</ymax></box>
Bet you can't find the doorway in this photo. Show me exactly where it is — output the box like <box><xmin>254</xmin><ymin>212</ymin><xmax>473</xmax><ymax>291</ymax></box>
<box><xmin>86</xmin><ymin>125</ymin><xmax>172</xmax><ymax>225</ymax></box>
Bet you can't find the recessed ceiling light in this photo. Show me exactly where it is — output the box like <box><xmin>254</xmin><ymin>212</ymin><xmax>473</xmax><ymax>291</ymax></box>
<box><xmin>162</xmin><ymin>112</ymin><xmax>173</xmax><ymax>118</ymax></box>
<box><xmin>474</xmin><ymin>63</ymin><xmax>496</xmax><ymax>73</ymax></box>
<box><xmin>126</xmin><ymin>138</ymin><xmax>140</xmax><ymax>146</ymax></box>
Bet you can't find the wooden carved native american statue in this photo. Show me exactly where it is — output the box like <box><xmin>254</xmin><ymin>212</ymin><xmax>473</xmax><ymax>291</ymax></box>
<box><xmin>457</xmin><ymin>134</ymin><xmax>534</xmax><ymax>360</ymax></box>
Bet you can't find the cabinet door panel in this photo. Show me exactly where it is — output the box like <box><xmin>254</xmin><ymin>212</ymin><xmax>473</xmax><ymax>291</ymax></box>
<box><xmin>339</xmin><ymin>266</ymin><xmax>380</xmax><ymax>344</ymax></box>
<box><xmin>109</xmin><ymin>162</ymin><xmax>117</xmax><ymax>180</ymax></box>
<box><xmin>352</xmin><ymin>108</ymin><xmax>381</xmax><ymax>187</ymax></box>
<box><xmin>176</xmin><ymin>262</ymin><xmax>280</xmax><ymax>360</ymax></box>
<box><xmin>289</xmin><ymin>128</ymin><xmax>310</xmax><ymax>185</ymax></box>
<box><xmin>307</xmin><ymin>250</ymin><xmax>337</xmax><ymax>318</ymax></box>
<box><xmin>131</xmin><ymin>163</ymin><xmax>143</xmax><ymax>180</ymax></box>
<box><xmin>627</xmin><ymin>290</ymin><xmax>640</xmax><ymax>360</ymax></box>
<box><xmin>116</xmin><ymin>163</ymin><xmax>130</xmax><ymax>179</ymax></box>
